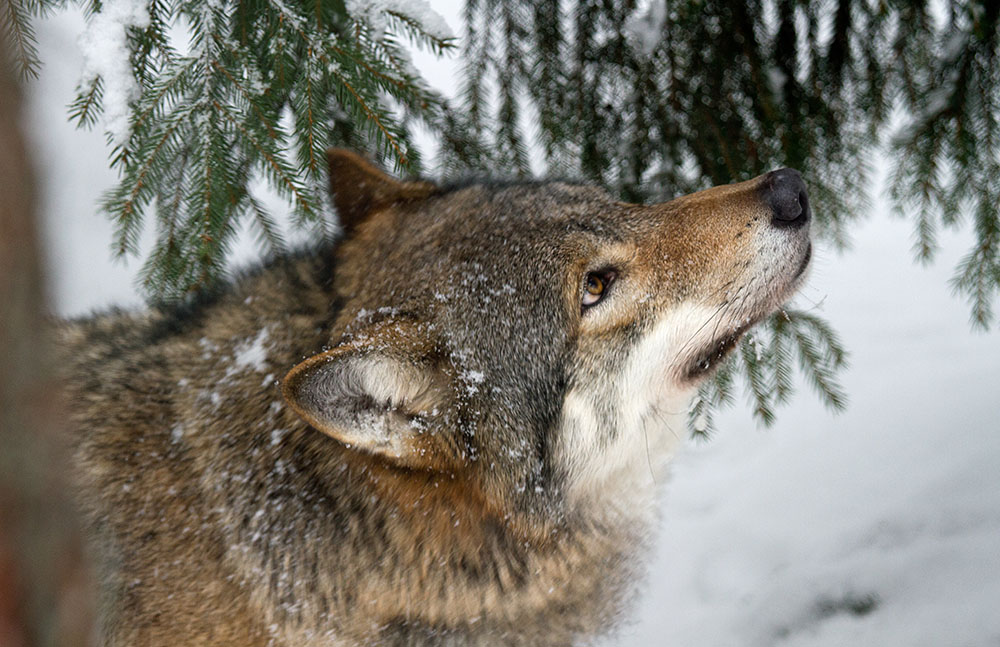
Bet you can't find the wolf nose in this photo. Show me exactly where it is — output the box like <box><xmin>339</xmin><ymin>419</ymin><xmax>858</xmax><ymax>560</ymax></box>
<box><xmin>764</xmin><ymin>168</ymin><xmax>810</xmax><ymax>228</ymax></box>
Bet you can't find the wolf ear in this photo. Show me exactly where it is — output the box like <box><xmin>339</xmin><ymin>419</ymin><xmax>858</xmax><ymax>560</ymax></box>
<box><xmin>326</xmin><ymin>149</ymin><xmax>437</xmax><ymax>233</ymax></box>
<box><xmin>281</xmin><ymin>323</ymin><xmax>450</xmax><ymax>468</ymax></box>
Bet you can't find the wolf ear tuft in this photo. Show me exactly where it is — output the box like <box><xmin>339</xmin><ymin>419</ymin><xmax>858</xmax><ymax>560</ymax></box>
<box><xmin>326</xmin><ymin>149</ymin><xmax>437</xmax><ymax>233</ymax></box>
<box><xmin>281</xmin><ymin>323</ymin><xmax>449</xmax><ymax>468</ymax></box>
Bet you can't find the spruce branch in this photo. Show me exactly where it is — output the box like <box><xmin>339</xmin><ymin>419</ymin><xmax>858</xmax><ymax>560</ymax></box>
<box><xmin>109</xmin><ymin>112</ymin><xmax>190</xmax><ymax>258</ymax></box>
<box><xmin>1</xmin><ymin>0</ymin><xmax>42</xmax><ymax>79</ymax></box>
<box><xmin>454</xmin><ymin>0</ymin><xmax>1000</xmax><ymax>434</ymax></box>
<box><xmin>68</xmin><ymin>77</ymin><xmax>103</xmax><ymax>128</ymax></box>
<box><xmin>215</xmin><ymin>100</ymin><xmax>316</xmax><ymax>217</ymax></box>
<box><xmin>48</xmin><ymin>0</ymin><xmax>452</xmax><ymax>301</ymax></box>
<box><xmin>889</xmin><ymin>0</ymin><xmax>1000</xmax><ymax>328</ymax></box>
<box><xmin>740</xmin><ymin>336</ymin><xmax>776</xmax><ymax>427</ymax></box>
<box><xmin>247</xmin><ymin>194</ymin><xmax>287</xmax><ymax>254</ymax></box>
<box><xmin>689</xmin><ymin>307</ymin><xmax>849</xmax><ymax>437</ymax></box>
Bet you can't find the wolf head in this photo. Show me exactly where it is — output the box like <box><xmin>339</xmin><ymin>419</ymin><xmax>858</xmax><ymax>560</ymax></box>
<box><xmin>283</xmin><ymin>150</ymin><xmax>811</xmax><ymax>525</ymax></box>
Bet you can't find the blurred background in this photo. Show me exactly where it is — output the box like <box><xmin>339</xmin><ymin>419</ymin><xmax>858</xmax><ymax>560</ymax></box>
<box><xmin>3</xmin><ymin>1</ymin><xmax>999</xmax><ymax>645</ymax></box>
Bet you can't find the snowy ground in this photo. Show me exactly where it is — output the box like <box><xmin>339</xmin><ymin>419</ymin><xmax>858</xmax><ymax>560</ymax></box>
<box><xmin>24</xmin><ymin>6</ymin><xmax>1000</xmax><ymax>647</ymax></box>
<box><xmin>618</xmin><ymin>218</ymin><xmax>1000</xmax><ymax>647</ymax></box>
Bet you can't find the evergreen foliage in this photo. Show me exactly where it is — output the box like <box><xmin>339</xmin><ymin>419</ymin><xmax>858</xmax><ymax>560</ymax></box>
<box><xmin>5</xmin><ymin>0</ymin><xmax>456</xmax><ymax>299</ymax></box>
<box><xmin>689</xmin><ymin>308</ymin><xmax>848</xmax><ymax>435</ymax></box>
<box><xmin>1</xmin><ymin>0</ymin><xmax>44</xmax><ymax>79</ymax></box>
<box><xmin>889</xmin><ymin>2</ymin><xmax>1000</xmax><ymax>330</ymax></box>
<box><xmin>453</xmin><ymin>0</ymin><xmax>998</xmax><ymax>434</ymax></box>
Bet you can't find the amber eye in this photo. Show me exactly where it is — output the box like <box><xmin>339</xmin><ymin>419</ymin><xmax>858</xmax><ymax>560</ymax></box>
<box><xmin>582</xmin><ymin>270</ymin><xmax>616</xmax><ymax>309</ymax></box>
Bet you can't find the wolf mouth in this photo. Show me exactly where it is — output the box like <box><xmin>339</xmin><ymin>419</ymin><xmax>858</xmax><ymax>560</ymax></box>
<box><xmin>683</xmin><ymin>329</ymin><xmax>744</xmax><ymax>381</ymax></box>
<box><xmin>683</xmin><ymin>242</ymin><xmax>812</xmax><ymax>382</ymax></box>
<box><xmin>793</xmin><ymin>242</ymin><xmax>812</xmax><ymax>281</ymax></box>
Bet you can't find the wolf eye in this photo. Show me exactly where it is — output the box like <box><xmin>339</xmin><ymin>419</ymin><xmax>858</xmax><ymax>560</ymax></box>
<box><xmin>582</xmin><ymin>270</ymin><xmax>616</xmax><ymax>309</ymax></box>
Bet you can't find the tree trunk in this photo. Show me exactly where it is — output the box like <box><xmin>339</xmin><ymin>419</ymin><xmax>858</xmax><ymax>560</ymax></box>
<box><xmin>0</xmin><ymin>50</ymin><xmax>95</xmax><ymax>647</ymax></box>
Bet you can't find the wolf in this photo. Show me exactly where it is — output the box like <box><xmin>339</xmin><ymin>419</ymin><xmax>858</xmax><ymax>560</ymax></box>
<box><xmin>62</xmin><ymin>149</ymin><xmax>812</xmax><ymax>646</ymax></box>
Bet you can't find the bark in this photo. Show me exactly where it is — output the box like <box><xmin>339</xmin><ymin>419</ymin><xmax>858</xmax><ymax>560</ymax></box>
<box><xmin>0</xmin><ymin>46</ymin><xmax>95</xmax><ymax>647</ymax></box>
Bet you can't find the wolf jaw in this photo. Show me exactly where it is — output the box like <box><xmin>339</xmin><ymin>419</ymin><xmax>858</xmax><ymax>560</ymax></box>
<box><xmin>683</xmin><ymin>241</ymin><xmax>812</xmax><ymax>382</ymax></box>
<box><xmin>556</xmin><ymin>174</ymin><xmax>812</xmax><ymax>513</ymax></box>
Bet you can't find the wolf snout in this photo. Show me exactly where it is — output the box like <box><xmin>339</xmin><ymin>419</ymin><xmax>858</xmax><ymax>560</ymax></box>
<box><xmin>763</xmin><ymin>168</ymin><xmax>810</xmax><ymax>228</ymax></box>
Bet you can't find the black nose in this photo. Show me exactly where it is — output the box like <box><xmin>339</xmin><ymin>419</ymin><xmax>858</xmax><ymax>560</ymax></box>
<box><xmin>763</xmin><ymin>168</ymin><xmax>810</xmax><ymax>228</ymax></box>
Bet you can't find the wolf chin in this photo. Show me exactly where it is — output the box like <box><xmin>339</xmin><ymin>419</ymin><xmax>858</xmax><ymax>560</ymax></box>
<box><xmin>63</xmin><ymin>150</ymin><xmax>812</xmax><ymax>646</ymax></box>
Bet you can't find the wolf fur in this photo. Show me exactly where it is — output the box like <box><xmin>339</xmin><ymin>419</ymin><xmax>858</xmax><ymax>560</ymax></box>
<box><xmin>63</xmin><ymin>150</ymin><xmax>812</xmax><ymax>646</ymax></box>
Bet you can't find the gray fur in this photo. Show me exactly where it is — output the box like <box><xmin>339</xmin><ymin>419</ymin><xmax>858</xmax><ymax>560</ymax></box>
<box><xmin>63</xmin><ymin>150</ymin><xmax>811</xmax><ymax>646</ymax></box>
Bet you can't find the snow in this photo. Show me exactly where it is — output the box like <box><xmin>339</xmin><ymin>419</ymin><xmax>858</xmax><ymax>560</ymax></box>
<box><xmin>459</xmin><ymin>368</ymin><xmax>485</xmax><ymax>395</ymax></box>
<box><xmin>270</xmin><ymin>429</ymin><xmax>288</xmax><ymax>447</ymax></box>
<box><xmin>944</xmin><ymin>30</ymin><xmax>969</xmax><ymax>60</ymax></box>
<box><xmin>77</xmin><ymin>0</ymin><xmax>150</xmax><ymax>146</ymax></box>
<box><xmin>233</xmin><ymin>327</ymin><xmax>271</xmax><ymax>372</ymax></box>
<box><xmin>625</xmin><ymin>0</ymin><xmax>667</xmax><ymax>58</ymax></box>
<box><xmin>25</xmin><ymin>4</ymin><xmax>1000</xmax><ymax>646</ymax></box>
<box><xmin>613</xmin><ymin>208</ymin><xmax>1000</xmax><ymax>646</ymax></box>
<box><xmin>345</xmin><ymin>0</ymin><xmax>454</xmax><ymax>42</ymax></box>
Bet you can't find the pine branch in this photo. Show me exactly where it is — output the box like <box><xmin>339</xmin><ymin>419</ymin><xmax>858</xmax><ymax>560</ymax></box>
<box><xmin>1</xmin><ymin>0</ymin><xmax>42</xmax><ymax>79</ymax></box>
<box><xmin>69</xmin><ymin>77</ymin><xmax>103</xmax><ymax>128</ymax></box>
<box><xmin>740</xmin><ymin>336</ymin><xmax>776</xmax><ymax>427</ymax></box>
<box><xmin>215</xmin><ymin>99</ymin><xmax>317</xmax><ymax>221</ymax></box>
<box><xmin>384</xmin><ymin>10</ymin><xmax>455</xmax><ymax>54</ymax></box>
<box><xmin>58</xmin><ymin>0</ymin><xmax>451</xmax><ymax>301</ymax></box>
<box><xmin>109</xmin><ymin>112</ymin><xmax>190</xmax><ymax>258</ymax></box>
<box><xmin>247</xmin><ymin>194</ymin><xmax>287</xmax><ymax>254</ymax></box>
<box><xmin>328</xmin><ymin>62</ymin><xmax>408</xmax><ymax>163</ymax></box>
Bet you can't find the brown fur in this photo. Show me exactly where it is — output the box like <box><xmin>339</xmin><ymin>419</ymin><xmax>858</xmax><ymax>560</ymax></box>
<box><xmin>63</xmin><ymin>150</ymin><xmax>811</xmax><ymax>645</ymax></box>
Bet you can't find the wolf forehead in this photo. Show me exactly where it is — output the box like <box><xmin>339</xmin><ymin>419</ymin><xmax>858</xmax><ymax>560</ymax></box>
<box><xmin>346</xmin><ymin>178</ymin><xmax>630</xmax><ymax>273</ymax></box>
<box><xmin>334</xmin><ymin>175</ymin><xmax>637</xmax><ymax>329</ymax></box>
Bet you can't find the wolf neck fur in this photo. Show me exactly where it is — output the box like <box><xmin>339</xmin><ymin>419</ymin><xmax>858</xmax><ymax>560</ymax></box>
<box><xmin>169</xmin><ymin>251</ymin><xmax>652</xmax><ymax>644</ymax></box>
